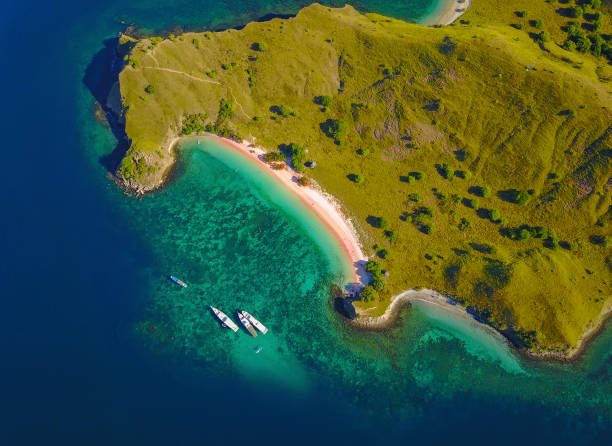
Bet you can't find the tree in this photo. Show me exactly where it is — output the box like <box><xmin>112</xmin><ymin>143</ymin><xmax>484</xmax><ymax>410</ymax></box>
<box><xmin>413</xmin><ymin>171</ymin><xmax>425</xmax><ymax>180</ymax></box>
<box><xmin>217</xmin><ymin>98</ymin><xmax>234</xmax><ymax>122</ymax></box>
<box><xmin>283</xmin><ymin>143</ymin><xmax>307</xmax><ymax>172</ymax></box>
<box><xmin>514</xmin><ymin>189</ymin><xmax>531</xmax><ymax>205</ymax></box>
<box><xmin>385</xmin><ymin>230</ymin><xmax>398</xmax><ymax>243</ymax></box>
<box><xmin>322</xmin><ymin>119</ymin><xmax>348</xmax><ymax>145</ymax></box>
<box><xmin>535</xmin><ymin>19</ymin><xmax>543</xmax><ymax>29</ymax></box>
<box><xmin>253</xmin><ymin>42</ymin><xmax>268</xmax><ymax>51</ymax></box>
<box><xmin>315</xmin><ymin>95</ymin><xmax>332</xmax><ymax>107</ymax></box>
<box><xmin>458</xmin><ymin>218</ymin><xmax>470</xmax><ymax>230</ymax></box>
<box><xmin>378</xmin><ymin>217</ymin><xmax>389</xmax><ymax>229</ymax></box>
<box><xmin>467</xmin><ymin>198</ymin><xmax>479</xmax><ymax>209</ymax></box>
<box><xmin>577</xmin><ymin>35</ymin><xmax>592</xmax><ymax>52</ymax></box>
<box><xmin>440</xmin><ymin>163</ymin><xmax>454</xmax><ymax>180</ymax></box>
<box><xmin>372</xmin><ymin>278</ymin><xmax>386</xmax><ymax>292</ymax></box>
<box><xmin>563</xmin><ymin>40</ymin><xmax>576</xmax><ymax>51</ymax></box>
<box><xmin>538</xmin><ymin>31</ymin><xmax>550</xmax><ymax>44</ymax></box>
<box><xmin>365</xmin><ymin>260</ymin><xmax>382</xmax><ymax>276</ymax></box>
<box><xmin>297</xmin><ymin>176</ymin><xmax>310</xmax><ymax>186</ymax></box>
<box><xmin>144</xmin><ymin>84</ymin><xmax>155</xmax><ymax>94</ymax></box>
<box><xmin>568</xmin><ymin>6</ymin><xmax>583</xmax><ymax>19</ymax></box>
<box><xmin>421</xmin><ymin>223</ymin><xmax>433</xmax><ymax>234</ymax></box>
<box><xmin>378</xmin><ymin>249</ymin><xmax>389</xmax><ymax>259</ymax></box>
<box><xmin>489</xmin><ymin>209</ymin><xmax>501</xmax><ymax>222</ymax></box>
<box><xmin>470</xmin><ymin>185</ymin><xmax>491</xmax><ymax>198</ymax></box>
<box><xmin>360</xmin><ymin>286</ymin><xmax>378</xmax><ymax>302</ymax></box>
<box><xmin>350</xmin><ymin>174</ymin><xmax>363</xmax><ymax>183</ymax></box>
<box><xmin>590</xmin><ymin>34</ymin><xmax>604</xmax><ymax>57</ymax></box>
<box><xmin>591</xmin><ymin>235</ymin><xmax>611</xmax><ymax>247</ymax></box>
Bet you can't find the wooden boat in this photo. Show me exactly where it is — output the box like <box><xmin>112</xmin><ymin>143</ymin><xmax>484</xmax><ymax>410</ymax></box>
<box><xmin>241</xmin><ymin>311</ymin><xmax>268</xmax><ymax>334</ymax></box>
<box><xmin>238</xmin><ymin>312</ymin><xmax>258</xmax><ymax>337</ymax></box>
<box><xmin>169</xmin><ymin>275</ymin><xmax>188</xmax><ymax>288</ymax></box>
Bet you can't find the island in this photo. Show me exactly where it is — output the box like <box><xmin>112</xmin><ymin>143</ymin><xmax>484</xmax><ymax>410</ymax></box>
<box><xmin>103</xmin><ymin>0</ymin><xmax>612</xmax><ymax>360</ymax></box>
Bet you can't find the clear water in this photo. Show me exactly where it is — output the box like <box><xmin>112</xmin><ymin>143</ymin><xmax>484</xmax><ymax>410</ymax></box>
<box><xmin>2</xmin><ymin>0</ymin><xmax>612</xmax><ymax>444</ymax></box>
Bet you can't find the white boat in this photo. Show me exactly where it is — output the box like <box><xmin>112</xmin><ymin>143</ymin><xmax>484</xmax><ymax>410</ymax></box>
<box><xmin>238</xmin><ymin>312</ymin><xmax>258</xmax><ymax>338</ymax></box>
<box><xmin>210</xmin><ymin>306</ymin><xmax>239</xmax><ymax>332</ymax></box>
<box><xmin>242</xmin><ymin>311</ymin><xmax>268</xmax><ymax>334</ymax></box>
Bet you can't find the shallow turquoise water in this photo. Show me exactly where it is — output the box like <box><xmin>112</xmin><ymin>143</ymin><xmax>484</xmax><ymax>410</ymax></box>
<box><xmin>3</xmin><ymin>0</ymin><xmax>612</xmax><ymax>444</ymax></box>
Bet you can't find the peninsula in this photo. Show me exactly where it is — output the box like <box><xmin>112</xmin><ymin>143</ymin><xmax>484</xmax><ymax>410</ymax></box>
<box><xmin>105</xmin><ymin>1</ymin><xmax>612</xmax><ymax>359</ymax></box>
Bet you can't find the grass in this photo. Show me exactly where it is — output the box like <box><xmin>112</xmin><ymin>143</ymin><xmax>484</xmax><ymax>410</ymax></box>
<box><xmin>114</xmin><ymin>2</ymin><xmax>612</xmax><ymax>355</ymax></box>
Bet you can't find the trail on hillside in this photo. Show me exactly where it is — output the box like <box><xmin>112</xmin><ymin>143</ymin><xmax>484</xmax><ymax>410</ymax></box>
<box><xmin>142</xmin><ymin>66</ymin><xmax>222</xmax><ymax>85</ymax></box>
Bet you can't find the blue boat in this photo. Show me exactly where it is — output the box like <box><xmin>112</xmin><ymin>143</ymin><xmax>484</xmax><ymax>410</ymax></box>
<box><xmin>169</xmin><ymin>275</ymin><xmax>188</xmax><ymax>288</ymax></box>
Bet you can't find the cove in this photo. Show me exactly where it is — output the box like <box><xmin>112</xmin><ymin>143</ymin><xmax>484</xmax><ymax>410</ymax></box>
<box><xmin>175</xmin><ymin>136</ymin><xmax>355</xmax><ymax>285</ymax></box>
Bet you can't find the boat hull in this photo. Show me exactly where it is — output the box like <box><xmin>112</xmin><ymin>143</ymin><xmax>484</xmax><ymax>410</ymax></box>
<box><xmin>238</xmin><ymin>312</ymin><xmax>259</xmax><ymax>337</ymax></box>
<box><xmin>210</xmin><ymin>306</ymin><xmax>239</xmax><ymax>332</ymax></box>
<box><xmin>242</xmin><ymin>311</ymin><xmax>268</xmax><ymax>334</ymax></box>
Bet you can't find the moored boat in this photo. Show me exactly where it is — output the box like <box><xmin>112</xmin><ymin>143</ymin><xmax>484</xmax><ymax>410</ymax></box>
<box><xmin>242</xmin><ymin>311</ymin><xmax>268</xmax><ymax>334</ymax></box>
<box><xmin>238</xmin><ymin>312</ymin><xmax>258</xmax><ymax>337</ymax></box>
<box><xmin>169</xmin><ymin>275</ymin><xmax>188</xmax><ymax>288</ymax></box>
<box><xmin>210</xmin><ymin>306</ymin><xmax>239</xmax><ymax>332</ymax></box>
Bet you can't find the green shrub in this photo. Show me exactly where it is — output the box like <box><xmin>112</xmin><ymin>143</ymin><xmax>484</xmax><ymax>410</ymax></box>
<box><xmin>264</xmin><ymin>151</ymin><xmax>285</xmax><ymax>163</ymax></box>
<box><xmin>315</xmin><ymin>95</ymin><xmax>332</xmax><ymax>107</ymax></box>
<box><xmin>217</xmin><ymin>98</ymin><xmax>234</xmax><ymax>122</ymax></box>
<box><xmin>180</xmin><ymin>113</ymin><xmax>208</xmax><ymax>135</ymax></box>
<box><xmin>360</xmin><ymin>286</ymin><xmax>378</xmax><ymax>302</ymax></box>
<box><xmin>467</xmin><ymin>198</ymin><xmax>479</xmax><ymax>209</ymax></box>
<box><xmin>412</xmin><ymin>171</ymin><xmax>425</xmax><ymax>180</ymax></box>
<box><xmin>591</xmin><ymin>235</ymin><xmax>611</xmax><ymax>247</ymax></box>
<box><xmin>282</xmin><ymin>143</ymin><xmax>307</xmax><ymax>172</ymax></box>
<box><xmin>470</xmin><ymin>186</ymin><xmax>491</xmax><ymax>198</ymax></box>
<box><xmin>568</xmin><ymin>6</ymin><xmax>583</xmax><ymax>19</ymax></box>
<box><xmin>322</xmin><ymin>119</ymin><xmax>348</xmax><ymax>145</ymax></box>
<box><xmin>409</xmin><ymin>193</ymin><xmax>420</xmax><ymax>203</ymax></box>
<box><xmin>297</xmin><ymin>176</ymin><xmax>310</xmax><ymax>187</ymax></box>
<box><xmin>459</xmin><ymin>218</ymin><xmax>471</xmax><ymax>231</ymax></box>
<box><xmin>351</xmin><ymin>174</ymin><xmax>363</xmax><ymax>183</ymax></box>
<box><xmin>456</xmin><ymin>170</ymin><xmax>472</xmax><ymax>180</ymax></box>
<box><xmin>384</xmin><ymin>230</ymin><xmax>397</xmax><ymax>243</ymax></box>
<box><xmin>253</xmin><ymin>42</ymin><xmax>268</xmax><ymax>51</ymax></box>
<box><xmin>372</xmin><ymin>278</ymin><xmax>386</xmax><ymax>292</ymax></box>
<box><xmin>206</xmin><ymin>70</ymin><xmax>218</xmax><ymax>78</ymax></box>
<box><xmin>538</xmin><ymin>31</ymin><xmax>550</xmax><ymax>44</ymax></box>
<box><xmin>144</xmin><ymin>84</ymin><xmax>155</xmax><ymax>94</ymax></box>
<box><xmin>439</xmin><ymin>163</ymin><xmax>454</xmax><ymax>180</ymax></box>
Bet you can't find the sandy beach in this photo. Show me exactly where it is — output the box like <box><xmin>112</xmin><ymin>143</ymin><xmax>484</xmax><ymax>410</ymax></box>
<box><xmin>426</xmin><ymin>0</ymin><xmax>472</xmax><ymax>26</ymax></box>
<box><xmin>198</xmin><ymin>135</ymin><xmax>368</xmax><ymax>289</ymax></box>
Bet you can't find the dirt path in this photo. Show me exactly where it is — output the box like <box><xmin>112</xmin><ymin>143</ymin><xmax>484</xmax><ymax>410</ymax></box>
<box><xmin>142</xmin><ymin>66</ymin><xmax>222</xmax><ymax>85</ymax></box>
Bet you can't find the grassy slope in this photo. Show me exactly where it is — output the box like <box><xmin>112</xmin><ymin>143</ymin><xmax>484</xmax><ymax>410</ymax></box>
<box><xmin>116</xmin><ymin>2</ymin><xmax>612</xmax><ymax>354</ymax></box>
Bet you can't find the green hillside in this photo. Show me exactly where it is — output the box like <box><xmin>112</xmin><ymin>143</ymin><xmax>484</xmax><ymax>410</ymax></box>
<box><xmin>111</xmin><ymin>1</ymin><xmax>612</xmax><ymax>357</ymax></box>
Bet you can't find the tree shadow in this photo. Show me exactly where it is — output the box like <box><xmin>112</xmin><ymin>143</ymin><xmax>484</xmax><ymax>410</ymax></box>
<box><xmin>476</xmin><ymin>208</ymin><xmax>491</xmax><ymax>219</ymax></box>
<box><xmin>497</xmin><ymin>189</ymin><xmax>520</xmax><ymax>203</ymax></box>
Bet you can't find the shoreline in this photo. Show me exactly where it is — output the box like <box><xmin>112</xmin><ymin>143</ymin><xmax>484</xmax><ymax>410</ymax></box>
<box><xmin>158</xmin><ymin>133</ymin><xmax>610</xmax><ymax>363</ymax></box>
<box><xmin>424</xmin><ymin>0</ymin><xmax>472</xmax><ymax>26</ymax></box>
<box><xmin>350</xmin><ymin>288</ymin><xmax>507</xmax><ymax>344</ymax></box>
<box><xmin>177</xmin><ymin>134</ymin><xmax>368</xmax><ymax>290</ymax></box>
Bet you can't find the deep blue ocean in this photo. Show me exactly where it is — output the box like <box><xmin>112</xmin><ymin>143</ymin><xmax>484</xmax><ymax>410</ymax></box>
<box><xmin>2</xmin><ymin>1</ymin><xmax>612</xmax><ymax>445</ymax></box>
